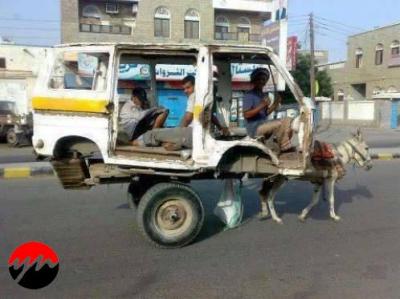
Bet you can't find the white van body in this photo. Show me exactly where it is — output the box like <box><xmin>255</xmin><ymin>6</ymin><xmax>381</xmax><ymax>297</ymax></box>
<box><xmin>32</xmin><ymin>43</ymin><xmax>313</xmax><ymax>186</ymax></box>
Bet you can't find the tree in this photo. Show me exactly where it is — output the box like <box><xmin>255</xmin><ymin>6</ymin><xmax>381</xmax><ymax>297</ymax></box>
<box><xmin>291</xmin><ymin>52</ymin><xmax>333</xmax><ymax>98</ymax></box>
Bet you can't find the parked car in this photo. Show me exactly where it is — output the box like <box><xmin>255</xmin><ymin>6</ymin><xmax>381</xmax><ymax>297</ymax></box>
<box><xmin>0</xmin><ymin>100</ymin><xmax>32</xmax><ymax>147</ymax></box>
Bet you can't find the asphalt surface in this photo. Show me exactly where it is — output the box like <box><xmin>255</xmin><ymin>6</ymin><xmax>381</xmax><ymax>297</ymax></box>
<box><xmin>1</xmin><ymin>160</ymin><xmax>400</xmax><ymax>298</ymax></box>
<box><xmin>0</xmin><ymin>144</ymin><xmax>37</xmax><ymax>164</ymax></box>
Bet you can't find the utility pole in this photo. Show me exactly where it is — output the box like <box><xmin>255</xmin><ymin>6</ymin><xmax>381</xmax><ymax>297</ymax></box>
<box><xmin>309</xmin><ymin>13</ymin><xmax>316</xmax><ymax>100</ymax></box>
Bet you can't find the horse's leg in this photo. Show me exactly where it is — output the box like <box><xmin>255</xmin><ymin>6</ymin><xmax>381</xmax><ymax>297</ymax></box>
<box><xmin>267</xmin><ymin>176</ymin><xmax>286</xmax><ymax>224</ymax></box>
<box><xmin>298</xmin><ymin>182</ymin><xmax>322</xmax><ymax>221</ymax></box>
<box><xmin>258</xmin><ymin>180</ymin><xmax>272</xmax><ymax>220</ymax></box>
<box><xmin>327</xmin><ymin>172</ymin><xmax>340</xmax><ymax>221</ymax></box>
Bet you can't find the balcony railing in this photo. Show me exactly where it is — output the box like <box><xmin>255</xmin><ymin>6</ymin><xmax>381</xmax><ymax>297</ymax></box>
<box><xmin>248</xmin><ymin>34</ymin><xmax>261</xmax><ymax>42</ymax></box>
<box><xmin>214</xmin><ymin>31</ymin><xmax>261</xmax><ymax>43</ymax></box>
<box><xmin>80</xmin><ymin>23</ymin><xmax>132</xmax><ymax>35</ymax></box>
<box><xmin>215</xmin><ymin>31</ymin><xmax>238</xmax><ymax>41</ymax></box>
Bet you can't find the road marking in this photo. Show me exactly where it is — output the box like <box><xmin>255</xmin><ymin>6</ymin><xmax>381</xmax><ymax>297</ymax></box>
<box><xmin>3</xmin><ymin>168</ymin><xmax>31</xmax><ymax>179</ymax></box>
<box><xmin>378</xmin><ymin>154</ymin><xmax>394</xmax><ymax>160</ymax></box>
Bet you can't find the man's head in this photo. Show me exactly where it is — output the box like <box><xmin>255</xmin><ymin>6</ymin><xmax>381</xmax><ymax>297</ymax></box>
<box><xmin>250</xmin><ymin>68</ymin><xmax>270</xmax><ymax>90</ymax></box>
<box><xmin>183</xmin><ymin>75</ymin><xmax>195</xmax><ymax>97</ymax></box>
<box><xmin>131</xmin><ymin>87</ymin><xmax>149</xmax><ymax>109</ymax></box>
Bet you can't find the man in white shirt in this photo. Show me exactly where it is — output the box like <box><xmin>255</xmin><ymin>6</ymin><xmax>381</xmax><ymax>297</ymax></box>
<box><xmin>180</xmin><ymin>75</ymin><xmax>196</xmax><ymax>127</ymax></box>
<box><xmin>119</xmin><ymin>87</ymin><xmax>168</xmax><ymax>145</ymax></box>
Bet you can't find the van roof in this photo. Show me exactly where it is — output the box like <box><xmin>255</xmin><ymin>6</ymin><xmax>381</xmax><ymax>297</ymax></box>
<box><xmin>55</xmin><ymin>42</ymin><xmax>274</xmax><ymax>53</ymax></box>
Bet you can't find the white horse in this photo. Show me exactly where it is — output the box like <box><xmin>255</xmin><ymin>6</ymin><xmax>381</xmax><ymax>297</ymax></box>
<box><xmin>259</xmin><ymin>130</ymin><xmax>372</xmax><ymax>224</ymax></box>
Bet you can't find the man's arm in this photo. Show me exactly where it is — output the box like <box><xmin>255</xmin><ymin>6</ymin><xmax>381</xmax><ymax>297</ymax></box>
<box><xmin>266</xmin><ymin>94</ymin><xmax>282</xmax><ymax>115</ymax></box>
<box><xmin>180</xmin><ymin>112</ymin><xmax>193</xmax><ymax>127</ymax></box>
<box><xmin>243</xmin><ymin>100</ymin><xmax>269</xmax><ymax>119</ymax></box>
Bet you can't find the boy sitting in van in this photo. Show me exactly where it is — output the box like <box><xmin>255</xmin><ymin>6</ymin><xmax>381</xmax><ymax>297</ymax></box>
<box><xmin>120</xmin><ymin>87</ymin><xmax>169</xmax><ymax>146</ymax></box>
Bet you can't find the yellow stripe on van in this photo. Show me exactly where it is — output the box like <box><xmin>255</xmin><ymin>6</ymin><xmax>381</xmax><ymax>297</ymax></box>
<box><xmin>193</xmin><ymin>105</ymin><xmax>203</xmax><ymax>119</ymax></box>
<box><xmin>32</xmin><ymin>97</ymin><xmax>109</xmax><ymax>114</ymax></box>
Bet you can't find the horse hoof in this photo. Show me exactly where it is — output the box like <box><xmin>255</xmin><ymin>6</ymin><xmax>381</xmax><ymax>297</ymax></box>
<box><xmin>258</xmin><ymin>212</ymin><xmax>269</xmax><ymax>221</ymax></box>
<box><xmin>331</xmin><ymin>215</ymin><xmax>341</xmax><ymax>222</ymax></box>
<box><xmin>298</xmin><ymin>215</ymin><xmax>307</xmax><ymax>222</ymax></box>
<box><xmin>273</xmin><ymin>218</ymin><xmax>283</xmax><ymax>225</ymax></box>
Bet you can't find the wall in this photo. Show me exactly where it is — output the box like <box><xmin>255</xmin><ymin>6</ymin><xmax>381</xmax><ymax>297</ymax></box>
<box><xmin>0</xmin><ymin>45</ymin><xmax>51</xmax><ymax>114</ymax></box>
<box><xmin>326</xmin><ymin>23</ymin><xmax>400</xmax><ymax>101</ymax></box>
<box><xmin>318</xmin><ymin>100</ymin><xmax>392</xmax><ymax>128</ymax></box>
<box><xmin>62</xmin><ymin>0</ymin><xmax>215</xmax><ymax>44</ymax></box>
<box><xmin>61</xmin><ymin>0</ymin><xmax>272</xmax><ymax>45</ymax></box>
<box><xmin>134</xmin><ymin>0</ymin><xmax>214</xmax><ymax>43</ymax></box>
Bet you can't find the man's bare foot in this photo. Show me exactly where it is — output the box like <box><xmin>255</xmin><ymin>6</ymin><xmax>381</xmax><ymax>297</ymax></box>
<box><xmin>163</xmin><ymin>142</ymin><xmax>181</xmax><ymax>151</ymax></box>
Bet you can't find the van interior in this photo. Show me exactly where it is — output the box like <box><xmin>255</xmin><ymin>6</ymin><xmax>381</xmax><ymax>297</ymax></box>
<box><xmin>113</xmin><ymin>49</ymin><xmax>304</xmax><ymax>168</ymax></box>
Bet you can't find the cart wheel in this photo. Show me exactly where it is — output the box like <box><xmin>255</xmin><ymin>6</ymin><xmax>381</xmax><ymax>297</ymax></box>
<box><xmin>6</xmin><ymin>128</ymin><xmax>18</xmax><ymax>147</ymax></box>
<box><xmin>137</xmin><ymin>182</ymin><xmax>204</xmax><ymax>248</ymax></box>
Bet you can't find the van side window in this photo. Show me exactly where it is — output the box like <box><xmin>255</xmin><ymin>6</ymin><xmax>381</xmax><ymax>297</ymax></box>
<box><xmin>49</xmin><ymin>51</ymin><xmax>110</xmax><ymax>91</ymax></box>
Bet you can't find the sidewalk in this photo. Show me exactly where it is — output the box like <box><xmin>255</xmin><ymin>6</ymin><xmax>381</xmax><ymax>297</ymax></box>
<box><xmin>0</xmin><ymin>162</ymin><xmax>53</xmax><ymax>179</ymax></box>
<box><xmin>316</xmin><ymin>125</ymin><xmax>400</xmax><ymax>147</ymax></box>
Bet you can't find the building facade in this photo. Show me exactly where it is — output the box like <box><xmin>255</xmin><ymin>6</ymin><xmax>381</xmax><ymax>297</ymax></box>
<box><xmin>0</xmin><ymin>43</ymin><xmax>51</xmax><ymax>114</ymax></box>
<box><xmin>319</xmin><ymin>23</ymin><xmax>400</xmax><ymax>101</ymax></box>
<box><xmin>61</xmin><ymin>0</ymin><xmax>276</xmax><ymax>45</ymax></box>
<box><xmin>298</xmin><ymin>50</ymin><xmax>329</xmax><ymax>65</ymax></box>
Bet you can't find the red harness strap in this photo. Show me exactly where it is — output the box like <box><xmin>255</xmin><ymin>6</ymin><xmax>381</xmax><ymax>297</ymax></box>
<box><xmin>311</xmin><ymin>140</ymin><xmax>346</xmax><ymax>179</ymax></box>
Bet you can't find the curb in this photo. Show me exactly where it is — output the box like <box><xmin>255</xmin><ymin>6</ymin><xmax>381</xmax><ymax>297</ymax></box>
<box><xmin>0</xmin><ymin>165</ymin><xmax>54</xmax><ymax>179</ymax></box>
<box><xmin>370</xmin><ymin>153</ymin><xmax>400</xmax><ymax>160</ymax></box>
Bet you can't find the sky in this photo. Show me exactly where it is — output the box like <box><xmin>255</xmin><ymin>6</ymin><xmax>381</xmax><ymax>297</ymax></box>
<box><xmin>1</xmin><ymin>0</ymin><xmax>400</xmax><ymax>62</ymax></box>
<box><xmin>288</xmin><ymin>0</ymin><xmax>400</xmax><ymax>62</ymax></box>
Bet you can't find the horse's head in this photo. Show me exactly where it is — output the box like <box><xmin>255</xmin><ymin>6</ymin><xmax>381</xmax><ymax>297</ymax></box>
<box><xmin>346</xmin><ymin>129</ymin><xmax>373</xmax><ymax>170</ymax></box>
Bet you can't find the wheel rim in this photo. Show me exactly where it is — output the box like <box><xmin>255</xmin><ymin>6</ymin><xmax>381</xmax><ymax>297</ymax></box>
<box><xmin>7</xmin><ymin>131</ymin><xmax>17</xmax><ymax>145</ymax></box>
<box><xmin>154</xmin><ymin>199</ymin><xmax>193</xmax><ymax>237</ymax></box>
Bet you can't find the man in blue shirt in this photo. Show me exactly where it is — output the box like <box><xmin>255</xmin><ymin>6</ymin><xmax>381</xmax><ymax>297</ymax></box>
<box><xmin>243</xmin><ymin>68</ymin><xmax>293</xmax><ymax>152</ymax></box>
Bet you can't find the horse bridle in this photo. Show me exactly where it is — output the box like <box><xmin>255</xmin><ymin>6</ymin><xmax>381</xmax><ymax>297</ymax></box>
<box><xmin>344</xmin><ymin>139</ymin><xmax>369</xmax><ymax>167</ymax></box>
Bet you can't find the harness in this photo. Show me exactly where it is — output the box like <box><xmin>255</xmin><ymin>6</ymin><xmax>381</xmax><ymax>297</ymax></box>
<box><xmin>343</xmin><ymin>140</ymin><xmax>368</xmax><ymax>167</ymax></box>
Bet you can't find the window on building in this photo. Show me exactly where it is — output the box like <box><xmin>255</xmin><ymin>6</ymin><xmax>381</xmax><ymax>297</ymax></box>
<box><xmin>49</xmin><ymin>51</ymin><xmax>110</xmax><ymax>91</ymax></box>
<box><xmin>375</xmin><ymin>43</ymin><xmax>384</xmax><ymax>65</ymax></box>
<box><xmin>237</xmin><ymin>17</ymin><xmax>251</xmax><ymax>34</ymax></box>
<box><xmin>391</xmin><ymin>40</ymin><xmax>400</xmax><ymax>57</ymax></box>
<box><xmin>82</xmin><ymin>4</ymin><xmax>102</xmax><ymax>19</ymax></box>
<box><xmin>337</xmin><ymin>89</ymin><xmax>344</xmax><ymax>101</ymax></box>
<box><xmin>91</xmin><ymin>24</ymin><xmax>101</xmax><ymax>33</ymax></box>
<box><xmin>0</xmin><ymin>58</ymin><xmax>5</xmax><ymax>69</ymax></box>
<box><xmin>105</xmin><ymin>3</ymin><xmax>119</xmax><ymax>14</ymax></box>
<box><xmin>154</xmin><ymin>7</ymin><xmax>171</xmax><ymax>38</ymax></box>
<box><xmin>373</xmin><ymin>86</ymin><xmax>383</xmax><ymax>96</ymax></box>
<box><xmin>215</xmin><ymin>16</ymin><xmax>230</xmax><ymax>39</ymax></box>
<box><xmin>80</xmin><ymin>24</ymin><xmax>91</xmax><ymax>32</ymax></box>
<box><xmin>184</xmin><ymin>9</ymin><xmax>200</xmax><ymax>39</ymax></box>
<box><xmin>355</xmin><ymin>48</ymin><xmax>363</xmax><ymax>68</ymax></box>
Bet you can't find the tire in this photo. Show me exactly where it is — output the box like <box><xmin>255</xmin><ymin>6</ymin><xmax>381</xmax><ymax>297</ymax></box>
<box><xmin>6</xmin><ymin>128</ymin><xmax>18</xmax><ymax>147</ymax></box>
<box><xmin>127</xmin><ymin>177</ymin><xmax>165</xmax><ymax>210</ymax></box>
<box><xmin>137</xmin><ymin>182</ymin><xmax>204</xmax><ymax>249</ymax></box>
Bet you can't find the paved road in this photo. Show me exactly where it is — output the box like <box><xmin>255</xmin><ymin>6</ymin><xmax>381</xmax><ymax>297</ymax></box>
<box><xmin>0</xmin><ymin>144</ymin><xmax>37</xmax><ymax>164</ymax></box>
<box><xmin>1</xmin><ymin>160</ymin><xmax>400</xmax><ymax>298</ymax></box>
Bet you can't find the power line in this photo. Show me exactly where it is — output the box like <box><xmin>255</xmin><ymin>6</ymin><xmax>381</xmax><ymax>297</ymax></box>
<box><xmin>0</xmin><ymin>17</ymin><xmax>59</xmax><ymax>23</ymax></box>
<box><xmin>315</xmin><ymin>21</ymin><xmax>357</xmax><ymax>35</ymax></box>
<box><xmin>315</xmin><ymin>30</ymin><xmax>348</xmax><ymax>42</ymax></box>
<box><xmin>1</xmin><ymin>35</ymin><xmax>60</xmax><ymax>40</ymax></box>
<box><xmin>314</xmin><ymin>15</ymin><xmax>366</xmax><ymax>32</ymax></box>
<box><xmin>0</xmin><ymin>26</ymin><xmax>59</xmax><ymax>31</ymax></box>
<box><xmin>315</xmin><ymin>27</ymin><xmax>351</xmax><ymax>39</ymax></box>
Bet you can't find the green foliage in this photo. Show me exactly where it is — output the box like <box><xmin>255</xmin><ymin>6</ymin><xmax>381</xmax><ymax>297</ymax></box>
<box><xmin>275</xmin><ymin>52</ymin><xmax>334</xmax><ymax>104</ymax></box>
<box><xmin>291</xmin><ymin>52</ymin><xmax>333</xmax><ymax>98</ymax></box>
